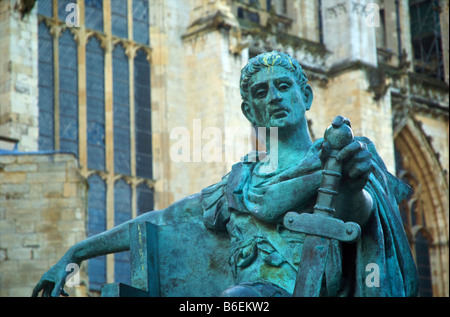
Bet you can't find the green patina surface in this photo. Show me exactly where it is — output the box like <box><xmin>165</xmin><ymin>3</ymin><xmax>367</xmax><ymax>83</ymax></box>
<box><xmin>33</xmin><ymin>51</ymin><xmax>419</xmax><ymax>297</ymax></box>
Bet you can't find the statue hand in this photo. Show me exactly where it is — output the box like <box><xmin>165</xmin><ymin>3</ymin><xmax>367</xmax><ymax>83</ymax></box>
<box><xmin>319</xmin><ymin>116</ymin><xmax>374</xmax><ymax>226</ymax></box>
<box><xmin>337</xmin><ymin>139</ymin><xmax>374</xmax><ymax>193</ymax></box>
<box><xmin>31</xmin><ymin>258</ymin><xmax>73</xmax><ymax>297</ymax></box>
<box><xmin>319</xmin><ymin>116</ymin><xmax>373</xmax><ymax>193</ymax></box>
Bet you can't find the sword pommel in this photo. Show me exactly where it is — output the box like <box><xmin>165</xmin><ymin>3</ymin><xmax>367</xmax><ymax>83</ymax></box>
<box><xmin>324</xmin><ymin>119</ymin><xmax>354</xmax><ymax>150</ymax></box>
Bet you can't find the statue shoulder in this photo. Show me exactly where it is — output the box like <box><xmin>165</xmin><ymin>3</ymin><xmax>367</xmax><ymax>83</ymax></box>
<box><xmin>200</xmin><ymin>151</ymin><xmax>265</xmax><ymax>231</ymax></box>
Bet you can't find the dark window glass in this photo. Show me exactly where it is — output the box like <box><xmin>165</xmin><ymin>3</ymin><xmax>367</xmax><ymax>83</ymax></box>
<box><xmin>114</xmin><ymin>179</ymin><xmax>132</xmax><ymax>285</ymax></box>
<box><xmin>86</xmin><ymin>37</ymin><xmax>106</xmax><ymax>171</ymax></box>
<box><xmin>87</xmin><ymin>174</ymin><xmax>107</xmax><ymax>292</ymax></box>
<box><xmin>85</xmin><ymin>0</ymin><xmax>103</xmax><ymax>31</ymax></box>
<box><xmin>57</xmin><ymin>0</ymin><xmax>73</xmax><ymax>21</ymax></box>
<box><xmin>133</xmin><ymin>0</ymin><xmax>149</xmax><ymax>45</ymax></box>
<box><xmin>409</xmin><ymin>0</ymin><xmax>444</xmax><ymax>80</ymax></box>
<box><xmin>134</xmin><ymin>50</ymin><xmax>152</xmax><ymax>179</ymax></box>
<box><xmin>59</xmin><ymin>29</ymin><xmax>79</xmax><ymax>157</ymax></box>
<box><xmin>111</xmin><ymin>0</ymin><xmax>128</xmax><ymax>38</ymax></box>
<box><xmin>137</xmin><ymin>183</ymin><xmax>154</xmax><ymax>216</ymax></box>
<box><xmin>38</xmin><ymin>22</ymin><xmax>54</xmax><ymax>151</ymax></box>
<box><xmin>113</xmin><ymin>45</ymin><xmax>131</xmax><ymax>175</ymax></box>
<box><xmin>38</xmin><ymin>0</ymin><xmax>53</xmax><ymax>17</ymax></box>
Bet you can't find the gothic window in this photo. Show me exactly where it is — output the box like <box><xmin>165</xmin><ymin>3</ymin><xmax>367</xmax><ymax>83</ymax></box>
<box><xmin>409</xmin><ymin>0</ymin><xmax>445</xmax><ymax>80</ymax></box>
<box><xmin>58</xmin><ymin>0</ymin><xmax>73</xmax><ymax>21</ymax></box>
<box><xmin>318</xmin><ymin>0</ymin><xmax>324</xmax><ymax>44</ymax></box>
<box><xmin>85</xmin><ymin>0</ymin><xmax>104</xmax><ymax>31</ymax></box>
<box><xmin>415</xmin><ymin>231</ymin><xmax>433</xmax><ymax>296</ymax></box>
<box><xmin>113</xmin><ymin>44</ymin><xmax>131</xmax><ymax>176</ymax></box>
<box><xmin>133</xmin><ymin>0</ymin><xmax>149</xmax><ymax>45</ymax></box>
<box><xmin>87</xmin><ymin>174</ymin><xmax>107</xmax><ymax>292</ymax></box>
<box><xmin>237</xmin><ymin>7</ymin><xmax>260</xmax><ymax>24</ymax></box>
<box><xmin>59</xmin><ymin>29</ymin><xmax>79</xmax><ymax>157</ymax></box>
<box><xmin>38</xmin><ymin>0</ymin><xmax>52</xmax><ymax>17</ymax></box>
<box><xmin>375</xmin><ymin>7</ymin><xmax>387</xmax><ymax>49</ymax></box>
<box><xmin>111</xmin><ymin>0</ymin><xmax>128</xmax><ymax>39</ymax></box>
<box><xmin>395</xmin><ymin>148</ymin><xmax>434</xmax><ymax>297</ymax></box>
<box><xmin>134</xmin><ymin>49</ymin><xmax>152</xmax><ymax>179</ymax></box>
<box><xmin>37</xmin><ymin>0</ymin><xmax>154</xmax><ymax>292</ymax></box>
<box><xmin>38</xmin><ymin>22</ymin><xmax>54</xmax><ymax>151</ymax></box>
<box><xmin>137</xmin><ymin>183</ymin><xmax>154</xmax><ymax>216</ymax></box>
<box><xmin>86</xmin><ymin>37</ymin><xmax>106</xmax><ymax>171</ymax></box>
<box><xmin>114</xmin><ymin>179</ymin><xmax>132</xmax><ymax>285</ymax></box>
<box><xmin>281</xmin><ymin>0</ymin><xmax>287</xmax><ymax>14</ymax></box>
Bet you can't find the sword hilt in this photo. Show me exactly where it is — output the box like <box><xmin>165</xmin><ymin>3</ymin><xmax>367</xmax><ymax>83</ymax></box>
<box><xmin>313</xmin><ymin>120</ymin><xmax>354</xmax><ymax>218</ymax></box>
<box><xmin>282</xmin><ymin>118</ymin><xmax>361</xmax><ymax>243</ymax></box>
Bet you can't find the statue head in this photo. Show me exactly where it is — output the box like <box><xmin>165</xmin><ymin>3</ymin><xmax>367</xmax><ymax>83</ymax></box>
<box><xmin>239</xmin><ymin>51</ymin><xmax>313</xmax><ymax>130</ymax></box>
<box><xmin>240</xmin><ymin>51</ymin><xmax>308</xmax><ymax>102</ymax></box>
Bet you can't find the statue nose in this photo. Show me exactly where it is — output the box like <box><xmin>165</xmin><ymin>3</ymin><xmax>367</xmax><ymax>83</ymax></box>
<box><xmin>269</xmin><ymin>86</ymin><xmax>282</xmax><ymax>103</ymax></box>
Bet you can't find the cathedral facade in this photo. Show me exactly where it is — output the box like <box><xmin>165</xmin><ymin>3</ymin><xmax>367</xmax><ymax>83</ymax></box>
<box><xmin>0</xmin><ymin>0</ymin><xmax>448</xmax><ymax>297</ymax></box>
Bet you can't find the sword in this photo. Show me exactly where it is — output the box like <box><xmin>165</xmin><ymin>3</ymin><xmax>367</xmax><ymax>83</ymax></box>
<box><xmin>282</xmin><ymin>118</ymin><xmax>361</xmax><ymax>297</ymax></box>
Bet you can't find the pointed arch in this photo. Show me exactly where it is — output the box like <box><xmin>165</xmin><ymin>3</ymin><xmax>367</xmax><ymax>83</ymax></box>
<box><xmin>394</xmin><ymin>117</ymin><xmax>449</xmax><ymax>297</ymax></box>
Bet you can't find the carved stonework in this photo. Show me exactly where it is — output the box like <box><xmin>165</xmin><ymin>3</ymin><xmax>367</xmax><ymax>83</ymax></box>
<box><xmin>14</xmin><ymin>0</ymin><xmax>37</xmax><ymax>19</ymax></box>
<box><xmin>183</xmin><ymin>1</ymin><xmax>249</xmax><ymax>55</ymax></box>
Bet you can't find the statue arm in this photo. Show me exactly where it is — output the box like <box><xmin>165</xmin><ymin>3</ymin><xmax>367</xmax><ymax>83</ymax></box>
<box><xmin>65</xmin><ymin>219</ymin><xmax>134</xmax><ymax>263</ymax></box>
<box><xmin>32</xmin><ymin>193</ymin><xmax>202</xmax><ymax>297</ymax></box>
<box><xmin>247</xmin><ymin>171</ymin><xmax>322</xmax><ymax>223</ymax></box>
<box><xmin>334</xmin><ymin>187</ymin><xmax>374</xmax><ymax>228</ymax></box>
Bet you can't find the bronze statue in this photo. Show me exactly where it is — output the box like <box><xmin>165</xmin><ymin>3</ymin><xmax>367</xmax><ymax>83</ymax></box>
<box><xmin>32</xmin><ymin>51</ymin><xmax>418</xmax><ymax>297</ymax></box>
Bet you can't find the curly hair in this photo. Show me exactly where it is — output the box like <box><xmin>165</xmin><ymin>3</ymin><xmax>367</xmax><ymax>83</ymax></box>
<box><xmin>239</xmin><ymin>51</ymin><xmax>308</xmax><ymax>104</ymax></box>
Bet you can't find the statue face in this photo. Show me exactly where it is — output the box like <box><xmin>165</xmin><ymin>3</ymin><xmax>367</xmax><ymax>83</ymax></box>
<box><xmin>243</xmin><ymin>66</ymin><xmax>312</xmax><ymax>130</ymax></box>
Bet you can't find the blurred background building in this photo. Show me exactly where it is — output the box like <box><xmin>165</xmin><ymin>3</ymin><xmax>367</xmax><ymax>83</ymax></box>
<box><xmin>0</xmin><ymin>0</ymin><xmax>448</xmax><ymax>297</ymax></box>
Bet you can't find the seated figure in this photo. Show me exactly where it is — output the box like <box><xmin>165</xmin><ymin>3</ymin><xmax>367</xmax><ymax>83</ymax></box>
<box><xmin>32</xmin><ymin>51</ymin><xmax>418</xmax><ymax>297</ymax></box>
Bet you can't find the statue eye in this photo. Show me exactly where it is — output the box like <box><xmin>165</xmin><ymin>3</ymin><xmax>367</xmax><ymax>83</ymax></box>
<box><xmin>278</xmin><ymin>83</ymin><xmax>291</xmax><ymax>91</ymax></box>
<box><xmin>255</xmin><ymin>88</ymin><xmax>267</xmax><ymax>98</ymax></box>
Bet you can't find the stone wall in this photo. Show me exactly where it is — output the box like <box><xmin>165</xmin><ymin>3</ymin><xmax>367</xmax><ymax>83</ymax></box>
<box><xmin>0</xmin><ymin>153</ymin><xmax>88</xmax><ymax>296</ymax></box>
<box><xmin>308</xmin><ymin>68</ymin><xmax>396</xmax><ymax>173</ymax></box>
<box><xmin>150</xmin><ymin>0</ymin><xmax>253</xmax><ymax>206</ymax></box>
<box><xmin>0</xmin><ymin>0</ymin><xmax>39</xmax><ymax>152</ymax></box>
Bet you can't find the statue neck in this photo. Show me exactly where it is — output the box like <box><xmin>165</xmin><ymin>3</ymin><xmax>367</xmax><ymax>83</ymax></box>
<box><xmin>261</xmin><ymin>121</ymin><xmax>313</xmax><ymax>173</ymax></box>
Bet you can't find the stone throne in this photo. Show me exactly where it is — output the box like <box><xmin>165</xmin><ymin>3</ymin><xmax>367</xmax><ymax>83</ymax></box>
<box><xmin>101</xmin><ymin>220</ymin><xmax>234</xmax><ymax>297</ymax></box>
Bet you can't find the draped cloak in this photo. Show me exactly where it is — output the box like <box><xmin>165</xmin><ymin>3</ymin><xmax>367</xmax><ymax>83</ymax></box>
<box><xmin>200</xmin><ymin>137</ymin><xmax>419</xmax><ymax>297</ymax></box>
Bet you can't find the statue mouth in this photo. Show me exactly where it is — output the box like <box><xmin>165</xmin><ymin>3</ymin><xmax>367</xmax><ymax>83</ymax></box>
<box><xmin>270</xmin><ymin>108</ymin><xmax>289</xmax><ymax>118</ymax></box>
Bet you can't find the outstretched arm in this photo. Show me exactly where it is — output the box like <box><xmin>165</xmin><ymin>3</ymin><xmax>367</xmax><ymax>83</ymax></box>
<box><xmin>31</xmin><ymin>210</ymin><xmax>160</xmax><ymax>297</ymax></box>
<box><xmin>32</xmin><ymin>193</ymin><xmax>201</xmax><ymax>297</ymax></box>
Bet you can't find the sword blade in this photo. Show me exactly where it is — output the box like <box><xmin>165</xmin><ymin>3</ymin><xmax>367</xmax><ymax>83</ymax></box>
<box><xmin>293</xmin><ymin>235</ymin><xmax>331</xmax><ymax>297</ymax></box>
<box><xmin>291</xmin><ymin>120</ymin><xmax>356</xmax><ymax>297</ymax></box>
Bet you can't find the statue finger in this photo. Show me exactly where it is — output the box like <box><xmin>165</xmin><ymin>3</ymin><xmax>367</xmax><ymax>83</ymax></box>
<box><xmin>319</xmin><ymin>141</ymin><xmax>330</xmax><ymax>166</ymax></box>
<box><xmin>319</xmin><ymin>141</ymin><xmax>330</xmax><ymax>158</ymax></box>
<box><xmin>342</xmin><ymin>149</ymin><xmax>372</xmax><ymax>173</ymax></box>
<box><xmin>51</xmin><ymin>280</ymin><xmax>66</xmax><ymax>297</ymax></box>
<box><xmin>32</xmin><ymin>280</ymin><xmax>45</xmax><ymax>297</ymax></box>
<box><xmin>347</xmin><ymin>161</ymin><xmax>373</xmax><ymax>180</ymax></box>
<box><xmin>336</xmin><ymin>140</ymin><xmax>364</xmax><ymax>162</ymax></box>
<box><xmin>42</xmin><ymin>284</ymin><xmax>54</xmax><ymax>297</ymax></box>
